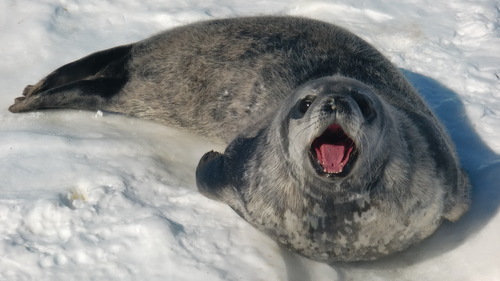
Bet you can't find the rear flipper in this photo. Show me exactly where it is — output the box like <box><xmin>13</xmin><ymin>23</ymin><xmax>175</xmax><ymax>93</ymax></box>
<box><xmin>9</xmin><ymin>44</ymin><xmax>132</xmax><ymax>113</ymax></box>
<box><xmin>9</xmin><ymin>78</ymin><xmax>128</xmax><ymax>112</ymax></box>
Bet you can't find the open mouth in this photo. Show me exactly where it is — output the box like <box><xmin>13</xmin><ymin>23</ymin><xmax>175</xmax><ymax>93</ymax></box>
<box><xmin>310</xmin><ymin>124</ymin><xmax>357</xmax><ymax>176</ymax></box>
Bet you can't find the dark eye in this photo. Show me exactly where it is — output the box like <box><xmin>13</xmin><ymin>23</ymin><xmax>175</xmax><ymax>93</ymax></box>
<box><xmin>298</xmin><ymin>96</ymin><xmax>316</xmax><ymax>114</ymax></box>
<box><xmin>351</xmin><ymin>91</ymin><xmax>376</xmax><ymax>122</ymax></box>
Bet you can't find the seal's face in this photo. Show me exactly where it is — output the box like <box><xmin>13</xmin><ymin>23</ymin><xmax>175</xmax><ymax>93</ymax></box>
<box><xmin>283</xmin><ymin>76</ymin><xmax>388</xmax><ymax>184</ymax></box>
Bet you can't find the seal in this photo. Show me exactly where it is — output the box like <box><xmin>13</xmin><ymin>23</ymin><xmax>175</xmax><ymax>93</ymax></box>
<box><xmin>8</xmin><ymin>16</ymin><xmax>470</xmax><ymax>262</ymax></box>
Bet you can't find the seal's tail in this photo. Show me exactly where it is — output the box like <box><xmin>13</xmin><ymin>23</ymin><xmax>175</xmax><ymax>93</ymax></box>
<box><xmin>9</xmin><ymin>44</ymin><xmax>132</xmax><ymax>113</ymax></box>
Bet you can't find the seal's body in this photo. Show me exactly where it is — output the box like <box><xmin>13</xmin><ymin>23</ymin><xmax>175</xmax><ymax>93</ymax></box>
<box><xmin>9</xmin><ymin>16</ymin><xmax>470</xmax><ymax>262</ymax></box>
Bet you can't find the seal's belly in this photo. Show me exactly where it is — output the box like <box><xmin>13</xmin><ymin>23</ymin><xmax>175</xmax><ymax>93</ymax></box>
<box><xmin>265</xmin><ymin>198</ymin><xmax>442</xmax><ymax>262</ymax></box>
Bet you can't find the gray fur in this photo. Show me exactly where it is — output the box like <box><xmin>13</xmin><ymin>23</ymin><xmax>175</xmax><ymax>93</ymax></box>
<box><xmin>9</xmin><ymin>16</ymin><xmax>470</xmax><ymax>262</ymax></box>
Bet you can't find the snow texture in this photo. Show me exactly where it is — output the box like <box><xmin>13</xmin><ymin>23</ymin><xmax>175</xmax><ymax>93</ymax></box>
<box><xmin>1</xmin><ymin>0</ymin><xmax>499</xmax><ymax>280</ymax></box>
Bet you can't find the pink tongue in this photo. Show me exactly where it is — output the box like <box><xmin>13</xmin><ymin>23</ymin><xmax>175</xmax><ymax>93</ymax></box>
<box><xmin>315</xmin><ymin>142</ymin><xmax>353</xmax><ymax>173</ymax></box>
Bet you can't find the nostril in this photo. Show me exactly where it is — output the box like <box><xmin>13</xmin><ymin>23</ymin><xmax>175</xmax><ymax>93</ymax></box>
<box><xmin>351</xmin><ymin>92</ymin><xmax>376</xmax><ymax>121</ymax></box>
<box><xmin>323</xmin><ymin>97</ymin><xmax>339</xmax><ymax>113</ymax></box>
<box><xmin>327</xmin><ymin>97</ymin><xmax>336</xmax><ymax>110</ymax></box>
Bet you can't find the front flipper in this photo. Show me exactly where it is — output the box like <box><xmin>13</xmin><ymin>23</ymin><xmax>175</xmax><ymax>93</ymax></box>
<box><xmin>443</xmin><ymin>169</ymin><xmax>471</xmax><ymax>222</ymax></box>
<box><xmin>196</xmin><ymin>150</ymin><xmax>250</xmax><ymax>220</ymax></box>
<box><xmin>196</xmin><ymin>151</ymin><xmax>230</xmax><ymax>201</ymax></box>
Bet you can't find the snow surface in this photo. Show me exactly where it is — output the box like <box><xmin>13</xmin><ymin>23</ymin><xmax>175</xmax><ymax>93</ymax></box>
<box><xmin>1</xmin><ymin>0</ymin><xmax>499</xmax><ymax>280</ymax></box>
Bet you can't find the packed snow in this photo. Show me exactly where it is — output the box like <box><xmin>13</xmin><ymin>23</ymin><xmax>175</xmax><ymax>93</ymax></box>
<box><xmin>1</xmin><ymin>0</ymin><xmax>499</xmax><ymax>280</ymax></box>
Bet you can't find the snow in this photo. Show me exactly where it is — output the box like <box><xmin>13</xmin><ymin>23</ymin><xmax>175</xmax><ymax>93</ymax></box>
<box><xmin>0</xmin><ymin>0</ymin><xmax>499</xmax><ymax>280</ymax></box>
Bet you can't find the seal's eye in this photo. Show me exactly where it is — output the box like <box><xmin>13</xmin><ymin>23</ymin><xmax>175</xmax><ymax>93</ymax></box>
<box><xmin>298</xmin><ymin>95</ymin><xmax>316</xmax><ymax>114</ymax></box>
<box><xmin>351</xmin><ymin>91</ymin><xmax>376</xmax><ymax>122</ymax></box>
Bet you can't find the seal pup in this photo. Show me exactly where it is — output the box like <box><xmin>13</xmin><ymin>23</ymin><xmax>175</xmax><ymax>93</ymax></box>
<box><xmin>8</xmin><ymin>16</ymin><xmax>470</xmax><ymax>262</ymax></box>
